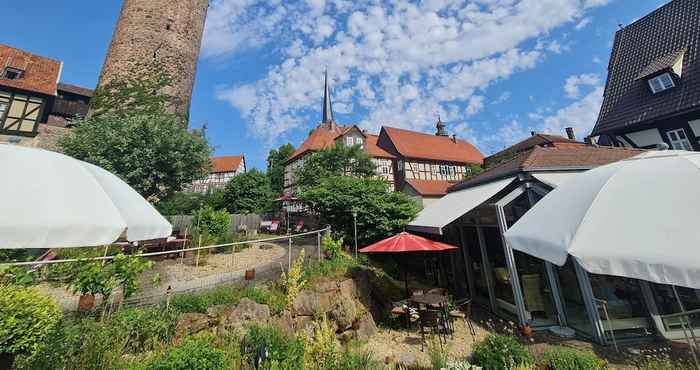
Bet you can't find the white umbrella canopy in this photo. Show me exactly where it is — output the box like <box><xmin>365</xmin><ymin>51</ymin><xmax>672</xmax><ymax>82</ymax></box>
<box><xmin>0</xmin><ymin>145</ymin><xmax>172</xmax><ymax>249</ymax></box>
<box><xmin>504</xmin><ymin>150</ymin><xmax>700</xmax><ymax>290</ymax></box>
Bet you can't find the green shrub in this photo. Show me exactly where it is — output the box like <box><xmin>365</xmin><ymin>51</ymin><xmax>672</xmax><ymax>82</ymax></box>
<box><xmin>170</xmin><ymin>284</ymin><xmax>285</xmax><ymax>315</ymax></box>
<box><xmin>428</xmin><ymin>338</ymin><xmax>448</xmax><ymax>370</ymax></box>
<box><xmin>440</xmin><ymin>360</ymin><xmax>483</xmax><ymax>370</ymax></box>
<box><xmin>321</xmin><ymin>235</ymin><xmax>343</xmax><ymax>259</ymax></box>
<box><xmin>301</xmin><ymin>316</ymin><xmax>339</xmax><ymax>370</ymax></box>
<box><xmin>145</xmin><ymin>335</ymin><xmax>228</xmax><ymax>370</ymax></box>
<box><xmin>304</xmin><ymin>252</ymin><xmax>360</xmax><ymax>282</ymax></box>
<box><xmin>641</xmin><ymin>359</ymin><xmax>696</xmax><ymax>370</ymax></box>
<box><xmin>472</xmin><ymin>334</ymin><xmax>533</xmax><ymax>370</ymax></box>
<box><xmin>539</xmin><ymin>346</ymin><xmax>603</xmax><ymax>370</ymax></box>
<box><xmin>337</xmin><ymin>350</ymin><xmax>384</xmax><ymax>370</ymax></box>
<box><xmin>0</xmin><ymin>285</ymin><xmax>61</xmax><ymax>357</ymax></box>
<box><xmin>110</xmin><ymin>307</ymin><xmax>178</xmax><ymax>353</ymax></box>
<box><xmin>244</xmin><ymin>325</ymin><xmax>305</xmax><ymax>370</ymax></box>
<box><xmin>192</xmin><ymin>205</ymin><xmax>231</xmax><ymax>241</ymax></box>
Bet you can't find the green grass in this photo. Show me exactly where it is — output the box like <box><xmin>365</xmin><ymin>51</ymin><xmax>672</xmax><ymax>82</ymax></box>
<box><xmin>169</xmin><ymin>283</ymin><xmax>286</xmax><ymax>315</ymax></box>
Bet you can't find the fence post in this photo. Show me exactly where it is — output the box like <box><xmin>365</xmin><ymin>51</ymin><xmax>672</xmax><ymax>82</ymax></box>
<box><xmin>288</xmin><ymin>237</ymin><xmax>292</xmax><ymax>271</ymax></box>
<box><xmin>317</xmin><ymin>232</ymin><xmax>321</xmax><ymax>261</ymax></box>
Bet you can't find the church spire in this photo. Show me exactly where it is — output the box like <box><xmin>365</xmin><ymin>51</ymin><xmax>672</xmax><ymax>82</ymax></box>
<box><xmin>322</xmin><ymin>68</ymin><xmax>334</xmax><ymax>126</ymax></box>
<box><xmin>436</xmin><ymin>115</ymin><xmax>448</xmax><ymax>136</ymax></box>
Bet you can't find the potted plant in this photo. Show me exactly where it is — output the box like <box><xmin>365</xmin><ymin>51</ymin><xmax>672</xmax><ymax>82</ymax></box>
<box><xmin>245</xmin><ymin>268</ymin><xmax>255</xmax><ymax>280</ymax></box>
<box><xmin>69</xmin><ymin>261</ymin><xmax>114</xmax><ymax>312</ymax></box>
<box><xmin>0</xmin><ymin>285</ymin><xmax>61</xmax><ymax>369</ymax></box>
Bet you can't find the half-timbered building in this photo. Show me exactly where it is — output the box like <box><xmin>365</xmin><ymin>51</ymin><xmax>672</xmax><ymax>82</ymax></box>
<box><xmin>283</xmin><ymin>71</ymin><xmax>484</xmax><ymax>208</ymax></box>
<box><xmin>0</xmin><ymin>44</ymin><xmax>62</xmax><ymax>144</ymax></box>
<box><xmin>189</xmin><ymin>155</ymin><xmax>246</xmax><ymax>193</ymax></box>
<box><xmin>591</xmin><ymin>0</ymin><xmax>700</xmax><ymax>150</ymax></box>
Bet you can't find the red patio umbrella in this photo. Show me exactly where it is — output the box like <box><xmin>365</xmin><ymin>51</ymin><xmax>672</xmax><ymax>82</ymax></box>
<box><xmin>360</xmin><ymin>232</ymin><xmax>457</xmax><ymax>297</ymax></box>
<box><xmin>273</xmin><ymin>194</ymin><xmax>298</xmax><ymax>202</ymax></box>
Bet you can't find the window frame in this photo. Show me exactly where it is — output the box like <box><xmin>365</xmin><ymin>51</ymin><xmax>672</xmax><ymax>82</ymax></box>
<box><xmin>2</xmin><ymin>67</ymin><xmax>24</xmax><ymax>80</ymax></box>
<box><xmin>648</xmin><ymin>72</ymin><xmax>675</xmax><ymax>94</ymax></box>
<box><xmin>345</xmin><ymin>136</ymin><xmax>354</xmax><ymax>146</ymax></box>
<box><xmin>667</xmin><ymin>128</ymin><xmax>693</xmax><ymax>151</ymax></box>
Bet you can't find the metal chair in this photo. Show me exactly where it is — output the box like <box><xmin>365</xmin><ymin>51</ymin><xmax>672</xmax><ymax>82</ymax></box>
<box><xmin>449</xmin><ymin>298</ymin><xmax>476</xmax><ymax>342</ymax></box>
<box><xmin>418</xmin><ymin>308</ymin><xmax>448</xmax><ymax>351</ymax></box>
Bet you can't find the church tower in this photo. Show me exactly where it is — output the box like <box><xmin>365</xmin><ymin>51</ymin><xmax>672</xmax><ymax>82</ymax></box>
<box><xmin>435</xmin><ymin>116</ymin><xmax>448</xmax><ymax>136</ymax></box>
<box><xmin>93</xmin><ymin>0</ymin><xmax>209</xmax><ymax>120</ymax></box>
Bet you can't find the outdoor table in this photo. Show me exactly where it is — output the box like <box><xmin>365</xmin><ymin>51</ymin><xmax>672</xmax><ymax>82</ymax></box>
<box><xmin>410</xmin><ymin>293</ymin><xmax>448</xmax><ymax>306</ymax></box>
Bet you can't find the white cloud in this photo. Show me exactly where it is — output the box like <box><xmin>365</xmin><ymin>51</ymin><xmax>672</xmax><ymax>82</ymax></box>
<box><xmin>575</xmin><ymin>17</ymin><xmax>591</xmax><ymax>30</ymax></box>
<box><xmin>564</xmin><ymin>73</ymin><xmax>600</xmax><ymax>98</ymax></box>
<box><xmin>205</xmin><ymin>0</ymin><xmax>616</xmax><ymax>144</ymax></box>
<box><xmin>534</xmin><ymin>73</ymin><xmax>605</xmax><ymax>138</ymax></box>
<box><xmin>492</xmin><ymin>91</ymin><xmax>512</xmax><ymax>105</ymax></box>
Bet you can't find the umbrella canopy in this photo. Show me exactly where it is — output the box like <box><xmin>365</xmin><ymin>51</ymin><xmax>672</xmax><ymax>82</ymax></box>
<box><xmin>359</xmin><ymin>232</ymin><xmax>457</xmax><ymax>253</ymax></box>
<box><xmin>0</xmin><ymin>145</ymin><xmax>172</xmax><ymax>249</ymax></box>
<box><xmin>274</xmin><ymin>194</ymin><xmax>298</xmax><ymax>202</ymax></box>
<box><xmin>504</xmin><ymin>150</ymin><xmax>700</xmax><ymax>289</ymax></box>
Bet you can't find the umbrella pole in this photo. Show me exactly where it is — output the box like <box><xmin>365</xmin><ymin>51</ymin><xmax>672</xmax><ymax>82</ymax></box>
<box><xmin>404</xmin><ymin>270</ymin><xmax>409</xmax><ymax>299</ymax></box>
<box><xmin>672</xmin><ymin>286</ymin><xmax>700</xmax><ymax>368</ymax></box>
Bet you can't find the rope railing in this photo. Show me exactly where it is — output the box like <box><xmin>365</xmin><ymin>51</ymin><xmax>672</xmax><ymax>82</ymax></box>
<box><xmin>0</xmin><ymin>226</ymin><xmax>331</xmax><ymax>267</ymax></box>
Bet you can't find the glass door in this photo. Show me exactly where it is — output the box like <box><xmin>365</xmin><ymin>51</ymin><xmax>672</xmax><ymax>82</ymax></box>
<box><xmin>649</xmin><ymin>283</ymin><xmax>700</xmax><ymax>337</ymax></box>
<box><xmin>588</xmin><ymin>274</ymin><xmax>654</xmax><ymax>340</ymax></box>
<box><xmin>482</xmin><ymin>226</ymin><xmax>518</xmax><ymax>320</ymax></box>
<box><xmin>557</xmin><ymin>258</ymin><xmax>595</xmax><ymax>336</ymax></box>
<box><xmin>462</xmin><ymin>226</ymin><xmax>490</xmax><ymax>306</ymax></box>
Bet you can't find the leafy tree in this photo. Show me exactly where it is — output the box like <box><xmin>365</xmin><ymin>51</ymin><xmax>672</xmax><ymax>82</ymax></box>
<box><xmin>267</xmin><ymin>143</ymin><xmax>295</xmax><ymax>196</ymax></box>
<box><xmin>295</xmin><ymin>145</ymin><xmax>376</xmax><ymax>190</ymax></box>
<box><xmin>110</xmin><ymin>254</ymin><xmax>154</xmax><ymax>301</ymax></box>
<box><xmin>0</xmin><ymin>285</ymin><xmax>61</xmax><ymax>369</ymax></box>
<box><xmin>157</xmin><ymin>189</ymin><xmax>226</xmax><ymax>215</ymax></box>
<box><xmin>299</xmin><ymin>176</ymin><xmax>418</xmax><ymax>245</ymax></box>
<box><xmin>223</xmin><ymin>169</ymin><xmax>272</xmax><ymax>214</ymax></box>
<box><xmin>192</xmin><ymin>206</ymin><xmax>231</xmax><ymax>238</ymax></box>
<box><xmin>59</xmin><ymin>113</ymin><xmax>211</xmax><ymax>202</ymax></box>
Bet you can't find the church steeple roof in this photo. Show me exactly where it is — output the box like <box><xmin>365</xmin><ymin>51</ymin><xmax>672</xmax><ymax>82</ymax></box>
<box><xmin>322</xmin><ymin>68</ymin><xmax>334</xmax><ymax>124</ymax></box>
<box><xmin>435</xmin><ymin>115</ymin><xmax>448</xmax><ymax>136</ymax></box>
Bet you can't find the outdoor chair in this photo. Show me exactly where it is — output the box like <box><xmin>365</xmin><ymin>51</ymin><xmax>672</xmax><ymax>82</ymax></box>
<box><xmin>418</xmin><ymin>308</ymin><xmax>448</xmax><ymax>351</ymax></box>
<box><xmin>269</xmin><ymin>221</ymin><xmax>280</xmax><ymax>233</ymax></box>
<box><xmin>449</xmin><ymin>298</ymin><xmax>476</xmax><ymax>342</ymax></box>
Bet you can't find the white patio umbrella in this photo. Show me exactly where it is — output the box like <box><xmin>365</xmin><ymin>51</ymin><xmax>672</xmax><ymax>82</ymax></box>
<box><xmin>503</xmin><ymin>149</ymin><xmax>700</xmax><ymax>362</ymax></box>
<box><xmin>0</xmin><ymin>145</ymin><xmax>172</xmax><ymax>249</ymax></box>
<box><xmin>504</xmin><ymin>149</ymin><xmax>700</xmax><ymax>290</ymax></box>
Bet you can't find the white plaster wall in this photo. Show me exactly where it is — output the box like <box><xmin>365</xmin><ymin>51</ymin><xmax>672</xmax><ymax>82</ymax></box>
<box><xmin>688</xmin><ymin>119</ymin><xmax>700</xmax><ymax>136</ymax></box>
<box><xmin>625</xmin><ymin>128</ymin><xmax>663</xmax><ymax>147</ymax></box>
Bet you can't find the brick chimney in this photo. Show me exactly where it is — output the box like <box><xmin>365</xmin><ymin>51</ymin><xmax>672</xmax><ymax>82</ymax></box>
<box><xmin>565</xmin><ymin>127</ymin><xmax>576</xmax><ymax>140</ymax></box>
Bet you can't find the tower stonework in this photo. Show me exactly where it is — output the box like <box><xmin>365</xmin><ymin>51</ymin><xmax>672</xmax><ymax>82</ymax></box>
<box><xmin>94</xmin><ymin>0</ymin><xmax>208</xmax><ymax>120</ymax></box>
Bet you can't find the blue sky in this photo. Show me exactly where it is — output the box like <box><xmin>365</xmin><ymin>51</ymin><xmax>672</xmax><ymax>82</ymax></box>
<box><xmin>1</xmin><ymin>1</ymin><xmax>667</xmax><ymax>170</ymax></box>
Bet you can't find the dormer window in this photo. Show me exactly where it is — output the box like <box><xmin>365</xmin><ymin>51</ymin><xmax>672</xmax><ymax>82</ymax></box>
<box><xmin>345</xmin><ymin>136</ymin><xmax>354</xmax><ymax>146</ymax></box>
<box><xmin>648</xmin><ymin>73</ymin><xmax>675</xmax><ymax>94</ymax></box>
<box><xmin>2</xmin><ymin>67</ymin><xmax>23</xmax><ymax>80</ymax></box>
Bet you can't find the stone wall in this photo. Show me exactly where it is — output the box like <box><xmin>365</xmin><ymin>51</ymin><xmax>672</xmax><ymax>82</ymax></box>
<box><xmin>94</xmin><ymin>0</ymin><xmax>208</xmax><ymax>119</ymax></box>
<box><xmin>0</xmin><ymin>124</ymin><xmax>70</xmax><ymax>152</ymax></box>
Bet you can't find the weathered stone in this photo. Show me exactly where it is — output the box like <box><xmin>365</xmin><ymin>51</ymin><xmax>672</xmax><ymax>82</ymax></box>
<box><xmin>397</xmin><ymin>353</ymin><xmax>417</xmax><ymax>367</ymax></box>
<box><xmin>313</xmin><ymin>278</ymin><xmax>340</xmax><ymax>293</ymax></box>
<box><xmin>354</xmin><ymin>313</ymin><xmax>377</xmax><ymax>342</ymax></box>
<box><xmin>329</xmin><ymin>298</ymin><xmax>356</xmax><ymax>331</ymax></box>
<box><xmin>294</xmin><ymin>315</ymin><xmax>315</xmax><ymax>334</ymax></box>
<box><xmin>339</xmin><ymin>279</ymin><xmax>357</xmax><ymax>298</ymax></box>
<box><xmin>272</xmin><ymin>310</ymin><xmax>296</xmax><ymax>337</ymax></box>
<box><xmin>222</xmin><ymin>298</ymin><xmax>270</xmax><ymax>329</ymax></box>
<box><xmin>336</xmin><ymin>329</ymin><xmax>355</xmax><ymax>344</ymax></box>
<box><xmin>293</xmin><ymin>290</ymin><xmax>334</xmax><ymax>316</ymax></box>
<box><xmin>174</xmin><ymin>313</ymin><xmax>210</xmax><ymax>342</ymax></box>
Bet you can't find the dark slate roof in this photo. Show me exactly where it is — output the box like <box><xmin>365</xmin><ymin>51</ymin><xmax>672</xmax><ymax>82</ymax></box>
<box><xmin>57</xmin><ymin>83</ymin><xmax>94</xmax><ymax>97</ymax></box>
<box><xmin>636</xmin><ymin>48</ymin><xmax>686</xmax><ymax>80</ymax></box>
<box><xmin>592</xmin><ymin>0</ymin><xmax>700</xmax><ymax>136</ymax></box>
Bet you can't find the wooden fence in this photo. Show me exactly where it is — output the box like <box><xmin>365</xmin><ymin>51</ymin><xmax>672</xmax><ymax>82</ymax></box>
<box><xmin>167</xmin><ymin>213</ymin><xmax>263</xmax><ymax>234</ymax></box>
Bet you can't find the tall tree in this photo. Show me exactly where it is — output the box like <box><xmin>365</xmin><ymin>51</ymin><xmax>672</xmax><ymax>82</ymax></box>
<box><xmin>267</xmin><ymin>143</ymin><xmax>295</xmax><ymax>196</ymax></box>
<box><xmin>295</xmin><ymin>145</ymin><xmax>376</xmax><ymax>190</ymax></box>
<box><xmin>223</xmin><ymin>169</ymin><xmax>273</xmax><ymax>214</ymax></box>
<box><xmin>59</xmin><ymin>113</ymin><xmax>210</xmax><ymax>202</ymax></box>
<box><xmin>299</xmin><ymin>176</ymin><xmax>418</xmax><ymax>245</ymax></box>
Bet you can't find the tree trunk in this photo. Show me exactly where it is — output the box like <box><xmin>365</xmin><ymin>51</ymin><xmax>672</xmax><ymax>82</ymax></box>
<box><xmin>0</xmin><ymin>352</ymin><xmax>15</xmax><ymax>370</ymax></box>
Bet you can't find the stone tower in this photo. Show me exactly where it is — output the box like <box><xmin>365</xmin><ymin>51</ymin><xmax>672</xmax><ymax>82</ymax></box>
<box><xmin>93</xmin><ymin>0</ymin><xmax>209</xmax><ymax>120</ymax></box>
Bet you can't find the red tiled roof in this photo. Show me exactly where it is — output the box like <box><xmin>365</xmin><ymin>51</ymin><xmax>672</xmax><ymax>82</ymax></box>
<box><xmin>0</xmin><ymin>44</ymin><xmax>62</xmax><ymax>96</ymax></box>
<box><xmin>365</xmin><ymin>134</ymin><xmax>395</xmax><ymax>158</ymax></box>
<box><xmin>405</xmin><ymin>179</ymin><xmax>453</xmax><ymax>196</ymax></box>
<box><xmin>210</xmin><ymin>155</ymin><xmax>245</xmax><ymax>173</ymax></box>
<box><xmin>382</xmin><ymin>126</ymin><xmax>483</xmax><ymax>164</ymax></box>
<box><xmin>451</xmin><ymin>145</ymin><xmax>645</xmax><ymax>192</ymax></box>
<box><xmin>287</xmin><ymin>124</ymin><xmax>349</xmax><ymax>162</ymax></box>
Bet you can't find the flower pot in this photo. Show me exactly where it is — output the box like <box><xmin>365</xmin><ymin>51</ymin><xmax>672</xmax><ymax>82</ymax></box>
<box><xmin>78</xmin><ymin>293</ymin><xmax>95</xmax><ymax>312</ymax></box>
<box><xmin>245</xmin><ymin>269</ymin><xmax>255</xmax><ymax>280</ymax></box>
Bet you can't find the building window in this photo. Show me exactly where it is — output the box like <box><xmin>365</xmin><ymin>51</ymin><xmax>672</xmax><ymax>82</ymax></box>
<box><xmin>356</xmin><ymin>137</ymin><xmax>363</xmax><ymax>145</ymax></box>
<box><xmin>667</xmin><ymin>128</ymin><xmax>692</xmax><ymax>151</ymax></box>
<box><xmin>381</xmin><ymin>166</ymin><xmax>388</xmax><ymax>174</ymax></box>
<box><xmin>648</xmin><ymin>73</ymin><xmax>675</xmax><ymax>94</ymax></box>
<box><xmin>2</xmin><ymin>67</ymin><xmax>23</xmax><ymax>80</ymax></box>
<box><xmin>0</xmin><ymin>101</ymin><xmax>7</xmax><ymax>119</ymax></box>
<box><xmin>345</xmin><ymin>136</ymin><xmax>354</xmax><ymax>146</ymax></box>
<box><xmin>397</xmin><ymin>160</ymin><xmax>404</xmax><ymax>171</ymax></box>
